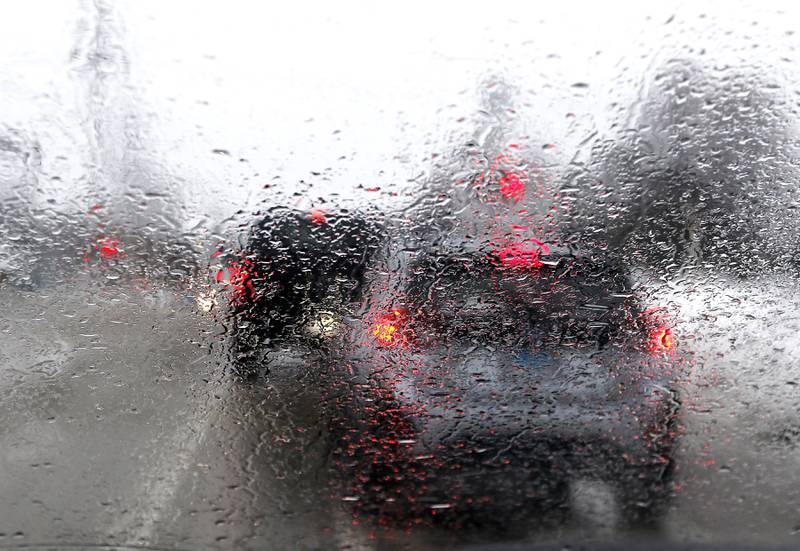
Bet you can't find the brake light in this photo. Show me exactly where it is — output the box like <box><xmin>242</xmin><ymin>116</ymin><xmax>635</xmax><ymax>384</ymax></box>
<box><xmin>373</xmin><ymin>321</ymin><xmax>398</xmax><ymax>343</ymax></box>
<box><xmin>98</xmin><ymin>238</ymin><xmax>121</xmax><ymax>259</ymax></box>
<box><xmin>310</xmin><ymin>208</ymin><xmax>327</xmax><ymax>225</ymax></box>
<box><xmin>652</xmin><ymin>326</ymin><xmax>674</xmax><ymax>352</ymax></box>
<box><xmin>371</xmin><ymin>308</ymin><xmax>409</xmax><ymax>347</ymax></box>
<box><xmin>84</xmin><ymin>236</ymin><xmax>124</xmax><ymax>263</ymax></box>
<box><xmin>642</xmin><ymin>308</ymin><xmax>676</xmax><ymax>354</ymax></box>
<box><xmin>498</xmin><ymin>171</ymin><xmax>525</xmax><ymax>201</ymax></box>
<box><xmin>216</xmin><ymin>259</ymin><xmax>258</xmax><ymax>301</ymax></box>
<box><xmin>492</xmin><ymin>238</ymin><xmax>550</xmax><ymax>269</ymax></box>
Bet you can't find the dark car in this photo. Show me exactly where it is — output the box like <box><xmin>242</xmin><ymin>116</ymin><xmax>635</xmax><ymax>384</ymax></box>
<box><xmin>224</xmin><ymin>203</ymin><xmax>681</xmax><ymax>532</ymax></box>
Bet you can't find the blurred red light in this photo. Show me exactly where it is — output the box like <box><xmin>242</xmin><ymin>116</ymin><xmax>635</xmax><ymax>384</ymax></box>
<box><xmin>216</xmin><ymin>260</ymin><xmax>257</xmax><ymax>301</ymax></box>
<box><xmin>85</xmin><ymin>236</ymin><xmax>124</xmax><ymax>263</ymax></box>
<box><xmin>371</xmin><ymin>308</ymin><xmax>410</xmax><ymax>347</ymax></box>
<box><xmin>492</xmin><ymin>239</ymin><xmax>550</xmax><ymax>269</ymax></box>
<box><xmin>641</xmin><ymin>307</ymin><xmax>675</xmax><ymax>354</ymax></box>
<box><xmin>655</xmin><ymin>327</ymin><xmax>674</xmax><ymax>351</ymax></box>
<box><xmin>498</xmin><ymin>172</ymin><xmax>525</xmax><ymax>201</ymax></box>
<box><xmin>310</xmin><ymin>208</ymin><xmax>327</xmax><ymax>225</ymax></box>
<box><xmin>98</xmin><ymin>238</ymin><xmax>120</xmax><ymax>259</ymax></box>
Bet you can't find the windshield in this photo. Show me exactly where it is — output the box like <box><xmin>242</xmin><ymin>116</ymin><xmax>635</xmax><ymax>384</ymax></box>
<box><xmin>1</xmin><ymin>2</ymin><xmax>799</xmax><ymax>550</ymax></box>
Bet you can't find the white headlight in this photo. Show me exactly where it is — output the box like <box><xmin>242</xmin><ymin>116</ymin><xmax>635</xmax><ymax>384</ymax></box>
<box><xmin>306</xmin><ymin>310</ymin><xmax>340</xmax><ymax>338</ymax></box>
<box><xmin>195</xmin><ymin>289</ymin><xmax>217</xmax><ymax>313</ymax></box>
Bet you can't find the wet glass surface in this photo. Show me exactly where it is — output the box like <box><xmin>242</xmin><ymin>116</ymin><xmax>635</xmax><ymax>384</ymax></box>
<box><xmin>2</xmin><ymin>1</ymin><xmax>800</xmax><ymax>549</ymax></box>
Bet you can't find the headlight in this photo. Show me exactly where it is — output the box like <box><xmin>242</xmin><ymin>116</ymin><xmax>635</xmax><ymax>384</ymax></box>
<box><xmin>195</xmin><ymin>288</ymin><xmax>217</xmax><ymax>313</ymax></box>
<box><xmin>306</xmin><ymin>309</ymin><xmax>340</xmax><ymax>338</ymax></box>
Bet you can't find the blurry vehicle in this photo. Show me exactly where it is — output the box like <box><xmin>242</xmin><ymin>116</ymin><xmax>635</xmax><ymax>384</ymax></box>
<box><xmin>225</xmin><ymin>203</ymin><xmax>681</xmax><ymax>531</ymax></box>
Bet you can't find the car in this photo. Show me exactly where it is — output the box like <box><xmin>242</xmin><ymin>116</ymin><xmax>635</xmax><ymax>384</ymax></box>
<box><xmin>225</xmin><ymin>203</ymin><xmax>681</xmax><ymax>532</ymax></box>
<box><xmin>224</xmin><ymin>206</ymin><xmax>385</xmax><ymax>369</ymax></box>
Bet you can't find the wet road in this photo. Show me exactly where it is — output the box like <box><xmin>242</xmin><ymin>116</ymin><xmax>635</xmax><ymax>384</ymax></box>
<box><xmin>2</xmin><ymin>271</ymin><xmax>800</xmax><ymax>549</ymax></box>
<box><xmin>3</xmin><ymin>1</ymin><xmax>800</xmax><ymax>549</ymax></box>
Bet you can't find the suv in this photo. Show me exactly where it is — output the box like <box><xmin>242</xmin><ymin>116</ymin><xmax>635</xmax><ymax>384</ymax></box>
<box><xmin>226</xmin><ymin>206</ymin><xmax>680</xmax><ymax>531</ymax></box>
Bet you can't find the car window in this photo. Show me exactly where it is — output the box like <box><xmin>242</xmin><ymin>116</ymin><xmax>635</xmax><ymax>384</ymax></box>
<box><xmin>1</xmin><ymin>2</ymin><xmax>799</xmax><ymax>550</ymax></box>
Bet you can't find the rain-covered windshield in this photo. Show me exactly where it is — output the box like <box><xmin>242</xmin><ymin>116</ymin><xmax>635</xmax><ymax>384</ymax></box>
<box><xmin>2</xmin><ymin>2</ymin><xmax>800</xmax><ymax>550</ymax></box>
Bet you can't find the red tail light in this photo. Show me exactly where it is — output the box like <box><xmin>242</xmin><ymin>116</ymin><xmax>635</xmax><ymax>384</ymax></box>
<box><xmin>498</xmin><ymin>171</ymin><xmax>526</xmax><ymax>201</ymax></box>
<box><xmin>84</xmin><ymin>236</ymin><xmax>124</xmax><ymax>263</ymax></box>
<box><xmin>491</xmin><ymin>238</ymin><xmax>551</xmax><ymax>269</ymax></box>
<box><xmin>371</xmin><ymin>308</ymin><xmax>411</xmax><ymax>347</ymax></box>
<box><xmin>310</xmin><ymin>208</ymin><xmax>327</xmax><ymax>225</ymax></box>
<box><xmin>642</xmin><ymin>308</ymin><xmax>676</xmax><ymax>354</ymax></box>
<box><xmin>216</xmin><ymin>259</ymin><xmax>258</xmax><ymax>301</ymax></box>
